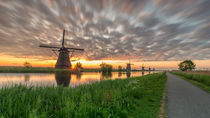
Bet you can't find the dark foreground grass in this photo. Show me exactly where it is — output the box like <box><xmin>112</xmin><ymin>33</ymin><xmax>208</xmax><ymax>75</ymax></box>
<box><xmin>0</xmin><ymin>73</ymin><xmax>166</xmax><ymax>118</ymax></box>
<box><xmin>171</xmin><ymin>72</ymin><xmax>210</xmax><ymax>93</ymax></box>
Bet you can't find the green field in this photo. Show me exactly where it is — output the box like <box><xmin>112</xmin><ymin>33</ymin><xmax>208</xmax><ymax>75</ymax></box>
<box><xmin>171</xmin><ymin>72</ymin><xmax>210</xmax><ymax>93</ymax></box>
<box><xmin>0</xmin><ymin>73</ymin><xmax>166</xmax><ymax>118</ymax></box>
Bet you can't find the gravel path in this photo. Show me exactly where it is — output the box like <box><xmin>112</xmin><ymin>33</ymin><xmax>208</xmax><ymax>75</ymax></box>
<box><xmin>166</xmin><ymin>72</ymin><xmax>210</xmax><ymax>118</ymax></box>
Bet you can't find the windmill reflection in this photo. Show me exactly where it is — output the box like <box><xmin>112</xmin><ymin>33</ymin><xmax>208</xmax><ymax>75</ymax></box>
<box><xmin>142</xmin><ymin>71</ymin><xmax>144</xmax><ymax>76</ymax></box>
<box><xmin>55</xmin><ymin>71</ymin><xmax>71</xmax><ymax>87</ymax></box>
<box><xmin>118</xmin><ymin>72</ymin><xmax>122</xmax><ymax>77</ymax></box>
<box><xmin>126</xmin><ymin>72</ymin><xmax>131</xmax><ymax>78</ymax></box>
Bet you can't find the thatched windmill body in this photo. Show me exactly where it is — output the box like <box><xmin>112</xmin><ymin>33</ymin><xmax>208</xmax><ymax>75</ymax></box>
<box><xmin>40</xmin><ymin>30</ymin><xmax>84</xmax><ymax>69</ymax></box>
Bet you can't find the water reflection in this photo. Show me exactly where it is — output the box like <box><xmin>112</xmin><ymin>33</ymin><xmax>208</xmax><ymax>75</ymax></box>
<box><xmin>142</xmin><ymin>71</ymin><xmax>144</xmax><ymax>76</ymax></box>
<box><xmin>101</xmin><ymin>72</ymin><xmax>112</xmax><ymax>80</ymax></box>
<box><xmin>24</xmin><ymin>74</ymin><xmax>30</xmax><ymax>82</ymax></box>
<box><xmin>55</xmin><ymin>71</ymin><xmax>71</xmax><ymax>87</ymax></box>
<box><xmin>76</xmin><ymin>73</ymin><xmax>82</xmax><ymax>80</ymax></box>
<box><xmin>118</xmin><ymin>72</ymin><xmax>122</xmax><ymax>77</ymax></box>
<box><xmin>0</xmin><ymin>71</ymin><xmax>159</xmax><ymax>87</ymax></box>
<box><xmin>126</xmin><ymin>72</ymin><xmax>131</xmax><ymax>78</ymax></box>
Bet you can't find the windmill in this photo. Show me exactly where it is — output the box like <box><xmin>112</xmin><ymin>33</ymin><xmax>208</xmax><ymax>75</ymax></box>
<box><xmin>141</xmin><ymin>63</ymin><xmax>145</xmax><ymax>71</ymax></box>
<box><xmin>149</xmin><ymin>66</ymin><xmax>151</xmax><ymax>71</ymax></box>
<box><xmin>126</xmin><ymin>58</ymin><xmax>134</xmax><ymax>71</ymax></box>
<box><xmin>40</xmin><ymin>30</ymin><xmax>84</xmax><ymax>69</ymax></box>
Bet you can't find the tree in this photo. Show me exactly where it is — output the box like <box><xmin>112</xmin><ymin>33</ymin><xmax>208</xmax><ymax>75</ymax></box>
<box><xmin>118</xmin><ymin>65</ymin><xmax>122</xmax><ymax>72</ymax></box>
<box><xmin>75</xmin><ymin>62</ymin><xmax>83</xmax><ymax>69</ymax></box>
<box><xmin>24</xmin><ymin>62</ymin><xmax>32</xmax><ymax>68</ymax></box>
<box><xmin>100</xmin><ymin>63</ymin><xmax>112</xmax><ymax>73</ymax></box>
<box><xmin>178</xmin><ymin>60</ymin><xmax>196</xmax><ymax>71</ymax></box>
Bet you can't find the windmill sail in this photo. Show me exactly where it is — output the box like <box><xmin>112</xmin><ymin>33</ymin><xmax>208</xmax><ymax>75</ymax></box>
<box><xmin>62</xmin><ymin>30</ymin><xmax>65</xmax><ymax>48</ymax></box>
<box><xmin>39</xmin><ymin>45</ymin><xmax>60</xmax><ymax>49</ymax></box>
<box><xmin>66</xmin><ymin>47</ymin><xmax>84</xmax><ymax>51</ymax></box>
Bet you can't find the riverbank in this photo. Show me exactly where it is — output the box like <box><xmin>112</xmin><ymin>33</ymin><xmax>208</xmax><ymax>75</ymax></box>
<box><xmin>0</xmin><ymin>67</ymin><xmax>56</xmax><ymax>73</ymax></box>
<box><xmin>171</xmin><ymin>72</ymin><xmax>210</xmax><ymax>93</ymax></box>
<box><xmin>0</xmin><ymin>72</ymin><xmax>166</xmax><ymax>118</ymax></box>
<box><xmin>0</xmin><ymin>67</ymin><xmax>155</xmax><ymax>73</ymax></box>
<box><xmin>0</xmin><ymin>67</ymin><xmax>84</xmax><ymax>73</ymax></box>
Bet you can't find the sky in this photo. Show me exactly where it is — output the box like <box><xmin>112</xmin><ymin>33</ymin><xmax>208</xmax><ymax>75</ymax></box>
<box><xmin>0</xmin><ymin>0</ymin><xmax>210</xmax><ymax>69</ymax></box>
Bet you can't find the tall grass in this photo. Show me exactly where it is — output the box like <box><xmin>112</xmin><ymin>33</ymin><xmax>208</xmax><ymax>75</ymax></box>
<box><xmin>0</xmin><ymin>73</ymin><xmax>166</xmax><ymax>118</ymax></box>
<box><xmin>172</xmin><ymin>72</ymin><xmax>210</xmax><ymax>92</ymax></box>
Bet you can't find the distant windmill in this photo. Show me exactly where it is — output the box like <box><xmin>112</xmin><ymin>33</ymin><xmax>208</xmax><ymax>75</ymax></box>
<box><xmin>126</xmin><ymin>58</ymin><xmax>134</xmax><ymax>71</ymax></box>
<box><xmin>141</xmin><ymin>64</ymin><xmax>145</xmax><ymax>71</ymax></box>
<box><xmin>40</xmin><ymin>30</ymin><xmax>84</xmax><ymax>69</ymax></box>
<box><xmin>149</xmin><ymin>67</ymin><xmax>151</xmax><ymax>71</ymax></box>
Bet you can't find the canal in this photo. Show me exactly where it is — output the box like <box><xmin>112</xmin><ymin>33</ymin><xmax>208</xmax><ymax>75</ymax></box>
<box><xmin>0</xmin><ymin>71</ymin><xmax>157</xmax><ymax>87</ymax></box>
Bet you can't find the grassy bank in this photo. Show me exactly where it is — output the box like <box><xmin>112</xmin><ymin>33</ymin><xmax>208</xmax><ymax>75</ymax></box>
<box><xmin>172</xmin><ymin>70</ymin><xmax>210</xmax><ymax>76</ymax></box>
<box><xmin>0</xmin><ymin>67</ymin><xmax>56</xmax><ymax>73</ymax></box>
<box><xmin>0</xmin><ymin>73</ymin><xmax>166</xmax><ymax>118</ymax></box>
<box><xmin>0</xmin><ymin>67</ymin><xmax>156</xmax><ymax>73</ymax></box>
<box><xmin>0</xmin><ymin>67</ymin><xmax>78</xmax><ymax>73</ymax></box>
<box><xmin>171</xmin><ymin>72</ymin><xmax>210</xmax><ymax>93</ymax></box>
<box><xmin>0</xmin><ymin>67</ymin><xmax>114</xmax><ymax>73</ymax></box>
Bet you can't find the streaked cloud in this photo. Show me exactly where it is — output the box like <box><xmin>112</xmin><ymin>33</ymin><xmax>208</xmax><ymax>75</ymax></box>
<box><xmin>0</xmin><ymin>0</ymin><xmax>209</xmax><ymax>61</ymax></box>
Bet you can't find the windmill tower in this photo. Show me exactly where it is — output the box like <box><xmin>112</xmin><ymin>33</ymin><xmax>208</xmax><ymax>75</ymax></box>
<box><xmin>40</xmin><ymin>30</ymin><xmax>84</xmax><ymax>69</ymax></box>
<box><xmin>126</xmin><ymin>63</ymin><xmax>131</xmax><ymax>71</ymax></box>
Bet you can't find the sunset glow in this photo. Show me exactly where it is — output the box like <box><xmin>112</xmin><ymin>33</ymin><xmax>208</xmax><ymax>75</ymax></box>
<box><xmin>1</xmin><ymin>54</ymin><xmax>210</xmax><ymax>70</ymax></box>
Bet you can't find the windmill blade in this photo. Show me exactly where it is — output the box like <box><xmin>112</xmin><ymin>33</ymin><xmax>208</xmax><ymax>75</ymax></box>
<box><xmin>69</xmin><ymin>50</ymin><xmax>74</xmax><ymax>57</ymax></box>
<box><xmin>62</xmin><ymin>30</ymin><xmax>65</xmax><ymax>48</ymax></box>
<box><xmin>52</xmin><ymin>49</ymin><xmax>58</xmax><ymax>56</ymax></box>
<box><xmin>40</xmin><ymin>45</ymin><xmax>60</xmax><ymax>49</ymax></box>
<box><xmin>52</xmin><ymin>49</ymin><xmax>59</xmax><ymax>51</ymax></box>
<box><xmin>66</xmin><ymin>47</ymin><xmax>84</xmax><ymax>51</ymax></box>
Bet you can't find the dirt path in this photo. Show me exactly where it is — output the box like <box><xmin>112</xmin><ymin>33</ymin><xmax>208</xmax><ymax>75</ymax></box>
<box><xmin>166</xmin><ymin>72</ymin><xmax>210</xmax><ymax>118</ymax></box>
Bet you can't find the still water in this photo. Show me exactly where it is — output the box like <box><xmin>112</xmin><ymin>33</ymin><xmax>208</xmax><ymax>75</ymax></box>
<box><xmin>0</xmin><ymin>71</ymin><xmax>156</xmax><ymax>87</ymax></box>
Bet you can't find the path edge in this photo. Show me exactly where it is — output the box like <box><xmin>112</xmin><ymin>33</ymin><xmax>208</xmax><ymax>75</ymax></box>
<box><xmin>159</xmin><ymin>72</ymin><xmax>167</xmax><ymax>118</ymax></box>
